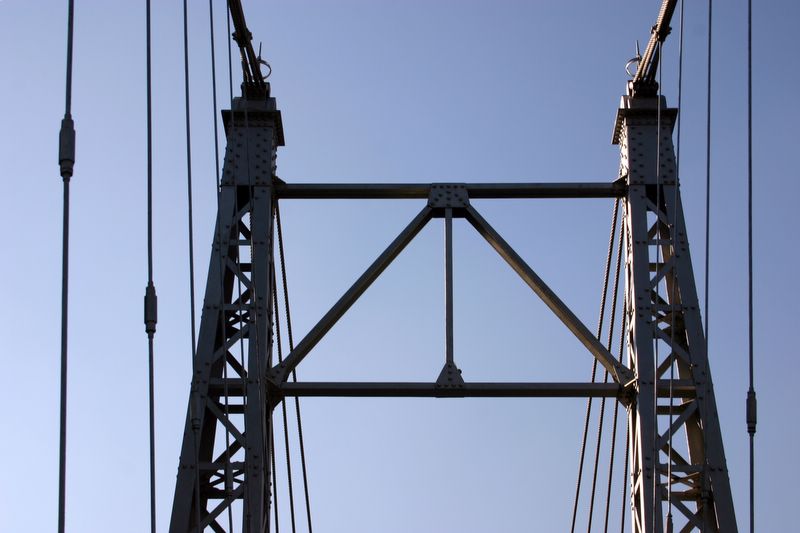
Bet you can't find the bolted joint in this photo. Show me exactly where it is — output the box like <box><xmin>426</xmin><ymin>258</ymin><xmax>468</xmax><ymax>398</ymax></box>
<box><xmin>59</xmin><ymin>115</ymin><xmax>76</xmax><ymax>180</ymax></box>
<box><xmin>746</xmin><ymin>389</ymin><xmax>757</xmax><ymax>435</ymax></box>
<box><xmin>144</xmin><ymin>282</ymin><xmax>158</xmax><ymax>335</ymax></box>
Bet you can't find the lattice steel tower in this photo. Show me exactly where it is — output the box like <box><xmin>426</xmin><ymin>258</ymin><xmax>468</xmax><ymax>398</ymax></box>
<box><xmin>169</xmin><ymin>2</ymin><xmax>738</xmax><ymax>531</ymax></box>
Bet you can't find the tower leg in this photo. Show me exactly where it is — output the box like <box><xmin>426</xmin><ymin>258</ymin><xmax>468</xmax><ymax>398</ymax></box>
<box><xmin>170</xmin><ymin>91</ymin><xmax>283</xmax><ymax>533</ymax></box>
<box><xmin>617</xmin><ymin>95</ymin><xmax>737</xmax><ymax>532</ymax></box>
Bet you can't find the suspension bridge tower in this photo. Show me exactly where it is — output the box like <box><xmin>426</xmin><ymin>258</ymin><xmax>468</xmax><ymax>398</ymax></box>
<box><xmin>167</xmin><ymin>2</ymin><xmax>738</xmax><ymax>531</ymax></box>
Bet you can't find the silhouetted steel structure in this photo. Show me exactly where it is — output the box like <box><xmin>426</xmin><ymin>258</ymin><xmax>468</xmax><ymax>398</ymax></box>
<box><xmin>168</xmin><ymin>1</ymin><xmax>737</xmax><ymax>531</ymax></box>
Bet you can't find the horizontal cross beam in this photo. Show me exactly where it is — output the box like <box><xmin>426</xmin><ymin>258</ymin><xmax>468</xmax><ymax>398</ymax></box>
<box><xmin>278</xmin><ymin>381</ymin><xmax>621</xmax><ymax>398</ymax></box>
<box><xmin>274</xmin><ymin>181</ymin><xmax>625</xmax><ymax>200</ymax></box>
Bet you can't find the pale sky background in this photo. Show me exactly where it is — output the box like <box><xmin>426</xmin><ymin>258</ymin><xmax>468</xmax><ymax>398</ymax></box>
<box><xmin>1</xmin><ymin>1</ymin><xmax>797</xmax><ymax>531</ymax></box>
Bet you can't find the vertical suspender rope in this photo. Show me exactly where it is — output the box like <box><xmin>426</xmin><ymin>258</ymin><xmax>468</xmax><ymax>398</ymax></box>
<box><xmin>702</xmin><ymin>2</ymin><xmax>715</xmax><ymax>528</ymax></box>
<box><xmin>206</xmin><ymin>1</ymin><xmax>237</xmax><ymax>530</ymax></box>
<box><xmin>666</xmin><ymin>3</ymin><xmax>685</xmax><ymax>532</ymax></box>
<box><xmin>206</xmin><ymin>5</ymin><xmax>235</xmax><ymax>527</ymax></box>
<box><xmin>180</xmin><ymin>0</ymin><xmax>204</xmax><ymax>529</ymax></box>
<box><xmin>745</xmin><ymin>0</ymin><xmax>758</xmax><ymax>531</ymax></box>
<box><xmin>703</xmin><ymin>0</ymin><xmax>713</xmax><ymax>393</ymax></box>
<box><xmin>654</xmin><ymin>39</ymin><xmax>668</xmax><ymax>533</ymax></box>
<box><xmin>182</xmin><ymin>0</ymin><xmax>198</xmax><ymax>400</ymax></box>
<box><xmin>57</xmin><ymin>1</ymin><xmax>76</xmax><ymax>532</ymax></box>
<box><xmin>142</xmin><ymin>1</ymin><xmax>159</xmax><ymax>532</ymax></box>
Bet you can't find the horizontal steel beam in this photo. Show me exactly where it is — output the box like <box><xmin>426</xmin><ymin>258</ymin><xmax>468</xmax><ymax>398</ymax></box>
<box><xmin>274</xmin><ymin>181</ymin><xmax>625</xmax><ymax>200</ymax></box>
<box><xmin>277</xmin><ymin>382</ymin><xmax>623</xmax><ymax>398</ymax></box>
<box><xmin>208</xmin><ymin>379</ymin><xmax>695</xmax><ymax>399</ymax></box>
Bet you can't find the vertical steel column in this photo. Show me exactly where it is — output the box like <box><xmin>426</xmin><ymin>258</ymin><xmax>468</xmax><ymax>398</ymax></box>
<box><xmin>170</xmin><ymin>88</ymin><xmax>283</xmax><ymax>533</ymax></box>
<box><xmin>616</xmin><ymin>95</ymin><xmax>737</xmax><ymax>532</ymax></box>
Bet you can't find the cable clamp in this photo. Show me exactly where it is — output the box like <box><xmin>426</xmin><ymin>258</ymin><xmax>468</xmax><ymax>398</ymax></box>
<box><xmin>144</xmin><ymin>282</ymin><xmax>158</xmax><ymax>335</ymax></box>
<box><xmin>746</xmin><ymin>389</ymin><xmax>757</xmax><ymax>435</ymax></box>
<box><xmin>59</xmin><ymin>115</ymin><xmax>76</xmax><ymax>180</ymax></box>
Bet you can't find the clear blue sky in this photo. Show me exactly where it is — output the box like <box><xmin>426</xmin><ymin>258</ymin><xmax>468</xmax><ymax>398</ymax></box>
<box><xmin>1</xmin><ymin>1</ymin><xmax>797</xmax><ymax>531</ymax></box>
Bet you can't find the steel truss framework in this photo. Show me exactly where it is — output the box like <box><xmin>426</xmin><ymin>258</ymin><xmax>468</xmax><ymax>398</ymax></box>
<box><xmin>168</xmin><ymin>87</ymin><xmax>737</xmax><ymax>532</ymax></box>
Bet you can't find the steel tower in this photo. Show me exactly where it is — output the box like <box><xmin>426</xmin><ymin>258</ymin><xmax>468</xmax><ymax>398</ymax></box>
<box><xmin>168</xmin><ymin>2</ymin><xmax>738</xmax><ymax>531</ymax></box>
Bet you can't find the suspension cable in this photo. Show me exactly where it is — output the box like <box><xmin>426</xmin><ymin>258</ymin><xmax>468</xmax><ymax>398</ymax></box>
<box><xmin>206</xmin><ymin>1</ymin><xmax>236</xmax><ymax>530</ymax></box>
<box><xmin>603</xmin><ymin>264</ymin><xmax>627</xmax><ymax>532</ymax></box>
<box><xmin>276</xmin><ymin>203</ymin><xmax>314</xmax><ymax>532</ymax></box>
<box><xmin>653</xmin><ymin>37</ymin><xmax>669</xmax><ymax>532</ymax></box>
<box><xmin>140</xmin><ymin>0</ymin><xmax>159</xmax><ymax>532</ymax></box>
<box><xmin>180</xmin><ymin>0</ymin><xmax>203</xmax><ymax>528</ymax></box>
<box><xmin>745</xmin><ymin>0</ymin><xmax>757</xmax><ymax>530</ymax></box>
<box><xmin>702</xmin><ymin>3</ymin><xmax>714</xmax><ymax>527</ymax></box>
<box><xmin>665</xmin><ymin>3</ymin><xmax>686</xmax><ymax>531</ymax></box>
<box><xmin>57</xmin><ymin>0</ymin><xmax>76</xmax><ymax>531</ymax></box>
<box><xmin>271</xmin><ymin>427</ymin><xmax>281</xmax><ymax>532</ymax></box>
<box><xmin>272</xmin><ymin>266</ymin><xmax>298</xmax><ymax>533</ymax></box>
<box><xmin>570</xmin><ymin>200</ymin><xmax>620</xmax><ymax>532</ymax></box>
<box><xmin>588</xmin><ymin>199</ymin><xmax>624</xmax><ymax>531</ymax></box>
<box><xmin>619</xmin><ymin>423</ymin><xmax>629</xmax><ymax>533</ymax></box>
<box><xmin>703</xmin><ymin>0</ymin><xmax>713</xmax><ymax>391</ymax></box>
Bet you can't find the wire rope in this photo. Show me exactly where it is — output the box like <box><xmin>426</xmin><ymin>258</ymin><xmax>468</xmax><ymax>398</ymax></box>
<box><xmin>703</xmin><ymin>0</ymin><xmax>713</xmax><ymax>402</ymax></box>
<box><xmin>664</xmin><ymin>3</ymin><xmax>686</xmax><ymax>531</ymax></box>
<box><xmin>619</xmin><ymin>424</ymin><xmax>630</xmax><ymax>533</ymax></box>
<box><xmin>702</xmin><ymin>1</ymin><xmax>714</xmax><ymax>527</ymax></box>
<box><xmin>570</xmin><ymin>200</ymin><xmax>620</xmax><ymax>532</ymax></box>
<box><xmin>142</xmin><ymin>0</ymin><xmax>159</xmax><ymax>531</ymax></box>
<box><xmin>272</xmin><ymin>266</ymin><xmax>298</xmax><ymax>533</ymax></box>
<box><xmin>179</xmin><ymin>0</ymin><xmax>205</xmax><ymax>528</ymax></box>
<box><xmin>603</xmin><ymin>279</ymin><xmax>627</xmax><ymax>533</ymax></box>
<box><xmin>275</xmin><ymin>203</ymin><xmax>314</xmax><ymax>532</ymax></box>
<box><xmin>654</xmin><ymin>39</ymin><xmax>668</xmax><ymax>533</ymax></box>
<box><xmin>58</xmin><ymin>0</ymin><xmax>77</xmax><ymax>530</ymax></box>
<box><xmin>271</xmin><ymin>426</ymin><xmax>281</xmax><ymax>532</ymax></box>
<box><xmin>745</xmin><ymin>0</ymin><xmax>757</xmax><ymax>530</ymax></box>
<box><xmin>206</xmin><ymin>1</ymin><xmax>237</xmax><ymax>530</ymax></box>
<box><xmin>588</xmin><ymin>200</ymin><xmax>624</xmax><ymax>531</ymax></box>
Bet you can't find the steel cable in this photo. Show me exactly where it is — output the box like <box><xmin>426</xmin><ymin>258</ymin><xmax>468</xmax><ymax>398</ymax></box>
<box><xmin>588</xmin><ymin>200</ymin><xmax>624</xmax><ymax>531</ymax></box>
<box><xmin>665</xmin><ymin>3</ymin><xmax>686</xmax><ymax>530</ymax></box>
<box><xmin>180</xmin><ymin>0</ymin><xmax>204</xmax><ymax>528</ymax></box>
<box><xmin>654</xmin><ymin>39</ymin><xmax>667</xmax><ymax>533</ymax></box>
<box><xmin>746</xmin><ymin>0</ymin><xmax>757</xmax><ymax>530</ymax></box>
<box><xmin>206</xmin><ymin>0</ymin><xmax>236</xmax><ymax>529</ymax></box>
<box><xmin>272</xmin><ymin>266</ymin><xmax>298</xmax><ymax>533</ymax></box>
<box><xmin>57</xmin><ymin>1</ymin><xmax>76</xmax><ymax>529</ymax></box>
<box><xmin>276</xmin><ymin>203</ymin><xmax>314</xmax><ymax>532</ymax></box>
<box><xmin>142</xmin><ymin>1</ymin><xmax>158</xmax><ymax>531</ymax></box>
<box><xmin>570</xmin><ymin>199</ymin><xmax>620</xmax><ymax>532</ymax></box>
<box><xmin>603</xmin><ymin>282</ymin><xmax>627</xmax><ymax>532</ymax></box>
<box><xmin>702</xmin><ymin>2</ymin><xmax>714</xmax><ymax>526</ymax></box>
